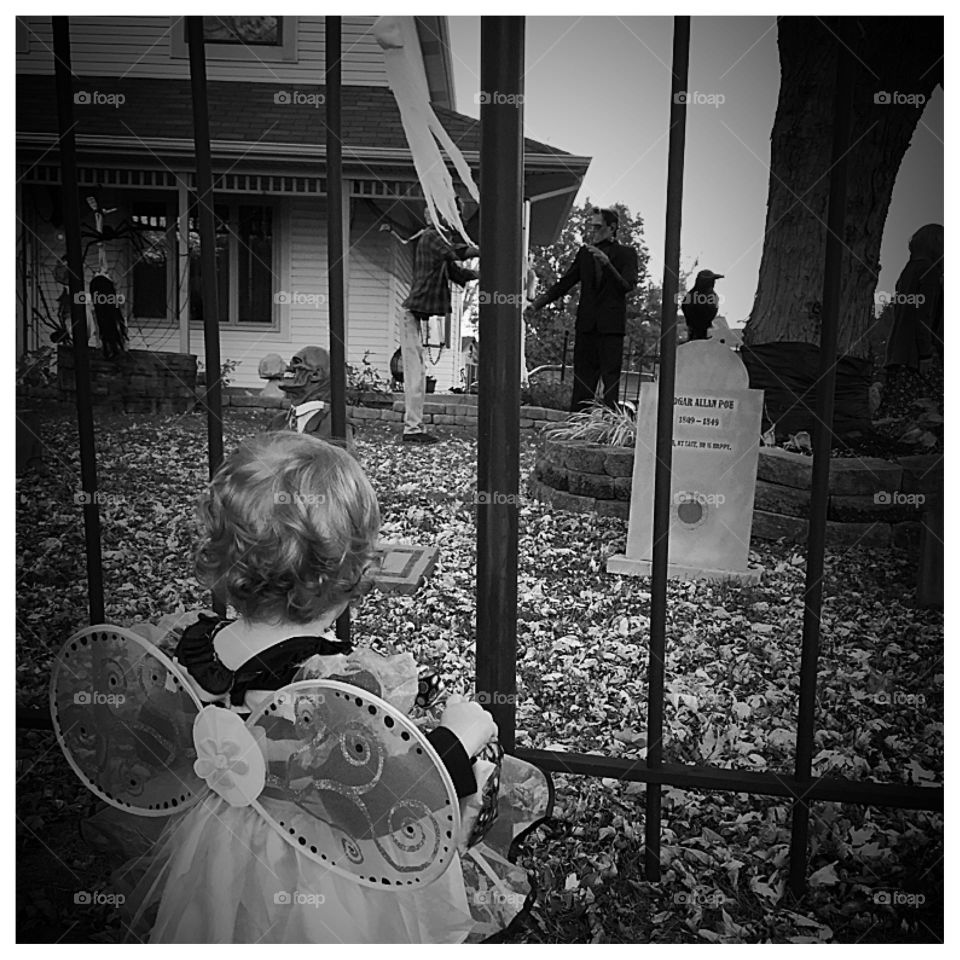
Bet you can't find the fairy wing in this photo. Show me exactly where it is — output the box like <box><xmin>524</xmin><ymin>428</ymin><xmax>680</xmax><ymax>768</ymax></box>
<box><xmin>247</xmin><ymin>679</ymin><xmax>462</xmax><ymax>889</ymax></box>
<box><xmin>50</xmin><ymin>624</ymin><xmax>205</xmax><ymax>816</ymax></box>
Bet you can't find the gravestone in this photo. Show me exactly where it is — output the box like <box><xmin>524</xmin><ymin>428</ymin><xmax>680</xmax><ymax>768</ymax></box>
<box><xmin>607</xmin><ymin>339</ymin><xmax>764</xmax><ymax>583</ymax></box>
<box><xmin>373</xmin><ymin>543</ymin><xmax>439</xmax><ymax>594</ymax></box>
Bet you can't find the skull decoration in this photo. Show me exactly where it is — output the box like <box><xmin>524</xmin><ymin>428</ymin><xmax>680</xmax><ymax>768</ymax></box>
<box><xmin>270</xmin><ymin>346</ymin><xmax>350</xmax><ymax>443</ymax></box>
<box><xmin>280</xmin><ymin>346</ymin><xmax>331</xmax><ymax>406</ymax></box>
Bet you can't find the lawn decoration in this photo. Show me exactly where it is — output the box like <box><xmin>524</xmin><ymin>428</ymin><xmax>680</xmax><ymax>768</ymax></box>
<box><xmin>83</xmin><ymin>193</ymin><xmax>130</xmax><ymax>360</ymax></box>
<box><xmin>373</xmin><ymin>16</ymin><xmax>478</xmax><ymax>245</ymax></box>
<box><xmin>271</xmin><ymin>345</ymin><xmax>337</xmax><ymax>437</ymax></box>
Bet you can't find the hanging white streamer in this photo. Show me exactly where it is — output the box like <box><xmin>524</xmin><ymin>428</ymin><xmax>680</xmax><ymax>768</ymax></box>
<box><xmin>373</xmin><ymin>16</ymin><xmax>479</xmax><ymax>245</ymax></box>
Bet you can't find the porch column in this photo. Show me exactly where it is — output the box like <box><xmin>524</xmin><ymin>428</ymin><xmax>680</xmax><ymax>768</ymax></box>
<box><xmin>177</xmin><ymin>179</ymin><xmax>190</xmax><ymax>354</ymax></box>
<box><xmin>341</xmin><ymin>179</ymin><xmax>352</xmax><ymax>363</ymax></box>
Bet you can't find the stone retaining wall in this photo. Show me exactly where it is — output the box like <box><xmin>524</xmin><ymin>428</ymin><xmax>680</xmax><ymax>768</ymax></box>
<box><xmin>56</xmin><ymin>347</ymin><xmax>197</xmax><ymax>414</ymax></box>
<box><xmin>529</xmin><ymin>437</ymin><xmax>941</xmax><ymax>550</ymax></box>
<box><xmin>210</xmin><ymin>390</ymin><xmax>570</xmax><ymax>432</ymax></box>
<box><xmin>24</xmin><ymin>375</ymin><xmax>571</xmax><ymax>433</ymax></box>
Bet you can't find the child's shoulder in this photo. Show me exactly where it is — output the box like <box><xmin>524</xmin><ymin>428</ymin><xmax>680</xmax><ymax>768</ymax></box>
<box><xmin>128</xmin><ymin>609</ymin><xmax>224</xmax><ymax>657</ymax></box>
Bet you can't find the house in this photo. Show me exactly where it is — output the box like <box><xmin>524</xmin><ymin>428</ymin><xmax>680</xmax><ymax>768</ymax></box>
<box><xmin>16</xmin><ymin>16</ymin><xmax>590</xmax><ymax>390</ymax></box>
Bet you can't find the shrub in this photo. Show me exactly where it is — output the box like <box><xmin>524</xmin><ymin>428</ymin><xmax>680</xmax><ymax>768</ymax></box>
<box><xmin>544</xmin><ymin>400</ymin><xmax>637</xmax><ymax>447</ymax></box>
<box><xmin>347</xmin><ymin>351</ymin><xmax>393</xmax><ymax>405</ymax></box>
<box><xmin>521</xmin><ymin>379</ymin><xmax>572</xmax><ymax>411</ymax></box>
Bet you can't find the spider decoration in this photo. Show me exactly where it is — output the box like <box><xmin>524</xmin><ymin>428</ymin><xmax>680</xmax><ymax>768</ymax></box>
<box><xmin>81</xmin><ymin>193</ymin><xmax>152</xmax><ymax>265</ymax></box>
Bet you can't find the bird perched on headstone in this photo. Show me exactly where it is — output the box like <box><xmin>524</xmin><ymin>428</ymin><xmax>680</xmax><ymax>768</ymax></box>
<box><xmin>682</xmin><ymin>270</ymin><xmax>724</xmax><ymax>341</ymax></box>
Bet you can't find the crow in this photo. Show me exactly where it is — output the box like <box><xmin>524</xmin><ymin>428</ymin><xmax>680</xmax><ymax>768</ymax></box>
<box><xmin>682</xmin><ymin>269</ymin><xmax>724</xmax><ymax>341</ymax></box>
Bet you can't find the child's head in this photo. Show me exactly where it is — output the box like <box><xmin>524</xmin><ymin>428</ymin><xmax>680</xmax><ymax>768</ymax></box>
<box><xmin>195</xmin><ymin>432</ymin><xmax>380</xmax><ymax>625</ymax></box>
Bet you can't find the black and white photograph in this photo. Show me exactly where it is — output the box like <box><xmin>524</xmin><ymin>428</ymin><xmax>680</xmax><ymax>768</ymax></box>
<box><xmin>14</xmin><ymin>7</ymin><xmax>944</xmax><ymax>945</ymax></box>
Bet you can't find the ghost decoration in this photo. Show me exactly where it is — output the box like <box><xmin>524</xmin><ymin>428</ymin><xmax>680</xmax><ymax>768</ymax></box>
<box><xmin>373</xmin><ymin>16</ymin><xmax>479</xmax><ymax>245</ymax></box>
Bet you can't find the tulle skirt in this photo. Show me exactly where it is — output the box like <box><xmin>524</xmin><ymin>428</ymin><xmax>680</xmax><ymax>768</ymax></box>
<box><xmin>91</xmin><ymin>754</ymin><xmax>552</xmax><ymax>944</ymax></box>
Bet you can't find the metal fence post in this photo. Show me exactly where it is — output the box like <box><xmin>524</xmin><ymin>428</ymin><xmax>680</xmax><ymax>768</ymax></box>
<box><xmin>476</xmin><ymin>16</ymin><xmax>524</xmax><ymax>751</ymax></box>
<box><xmin>645</xmin><ymin>15</ymin><xmax>690</xmax><ymax>882</ymax></box>
<box><xmin>52</xmin><ymin>16</ymin><xmax>105</xmax><ymax>624</ymax></box>
<box><xmin>788</xmin><ymin>18</ymin><xmax>854</xmax><ymax>898</ymax></box>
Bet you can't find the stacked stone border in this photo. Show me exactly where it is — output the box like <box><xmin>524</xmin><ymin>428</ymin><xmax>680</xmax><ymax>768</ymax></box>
<box><xmin>529</xmin><ymin>437</ymin><xmax>942</xmax><ymax>551</ymax></box>
<box><xmin>24</xmin><ymin>371</ymin><xmax>571</xmax><ymax>434</ymax></box>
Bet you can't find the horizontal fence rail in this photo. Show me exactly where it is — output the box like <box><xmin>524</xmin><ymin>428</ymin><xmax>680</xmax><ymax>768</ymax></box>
<box><xmin>18</xmin><ymin>706</ymin><xmax>940</xmax><ymax>813</ymax></box>
<box><xmin>516</xmin><ymin>748</ymin><xmax>944</xmax><ymax>812</ymax></box>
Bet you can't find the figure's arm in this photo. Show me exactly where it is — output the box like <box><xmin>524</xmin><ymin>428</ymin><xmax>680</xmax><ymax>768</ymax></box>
<box><xmin>608</xmin><ymin>247</ymin><xmax>639</xmax><ymax>294</ymax></box>
<box><xmin>379</xmin><ymin>222</ymin><xmax>424</xmax><ymax>245</ymax></box>
<box><xmin>529</xmin><ymin>249</ymin><xmax>583</xmax><ymax>309</ymax></box>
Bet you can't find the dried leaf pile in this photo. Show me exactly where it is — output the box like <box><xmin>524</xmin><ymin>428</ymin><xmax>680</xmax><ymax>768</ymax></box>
<box><xmin>16</xmin><ymin>408</ymin><xmax>943</xmax><ymax>943</ymax></box>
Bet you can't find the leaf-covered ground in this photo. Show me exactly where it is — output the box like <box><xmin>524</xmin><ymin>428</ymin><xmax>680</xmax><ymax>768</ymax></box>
<box><xmin>16</xmin><ymin>406</ymin><xmax>943</xmax><ymax>943</ymax></box>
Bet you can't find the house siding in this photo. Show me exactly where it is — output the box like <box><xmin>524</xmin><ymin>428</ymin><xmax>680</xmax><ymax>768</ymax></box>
<box><xmin>15</xmin><ymin>16</ymin><xmax>425</xmax><ymax>89</ymax></box>
<box><xmin>21</xmin><ymin>189</ymin><xmax>402</xmax><ymax>390</ymax></box>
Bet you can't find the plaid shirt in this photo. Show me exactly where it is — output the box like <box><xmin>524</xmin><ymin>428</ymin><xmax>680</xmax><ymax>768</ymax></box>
<box><xmin>402</xmin><ymin>227</ymin><xmax>466</xmax><ymax>317</ymax></box>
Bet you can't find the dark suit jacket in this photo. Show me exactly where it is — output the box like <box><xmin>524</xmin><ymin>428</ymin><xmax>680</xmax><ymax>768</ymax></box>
<box><xmin>539</xmin><ymin>239</ymin><xmax>639</xmax><ymax>335</ymax></box>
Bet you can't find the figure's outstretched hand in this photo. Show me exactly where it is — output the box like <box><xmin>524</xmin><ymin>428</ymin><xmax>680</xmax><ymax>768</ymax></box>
<box><xmin>440</xmin><ymin>694</ymin><xmax>498</xmax><ymax>758</ymax></box>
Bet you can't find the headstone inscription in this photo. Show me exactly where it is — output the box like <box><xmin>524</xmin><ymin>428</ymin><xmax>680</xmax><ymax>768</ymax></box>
<box><xmin>607</xmin><ymin>339</ymin><xmax>764</xmax><ymax>583</ymax></box>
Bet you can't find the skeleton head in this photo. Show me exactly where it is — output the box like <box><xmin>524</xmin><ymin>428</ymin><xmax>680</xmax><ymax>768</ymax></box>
<box><xmin>280</xmin><ymin>346</ymin><xmax>331</xmax><ymax>404</ymax></box>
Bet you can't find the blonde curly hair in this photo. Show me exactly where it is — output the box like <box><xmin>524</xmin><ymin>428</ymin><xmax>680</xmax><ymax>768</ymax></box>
<box><xmin>194</xmin><ymin>432</ymin><xmax>380</xmax><ymax>624</ymax></box>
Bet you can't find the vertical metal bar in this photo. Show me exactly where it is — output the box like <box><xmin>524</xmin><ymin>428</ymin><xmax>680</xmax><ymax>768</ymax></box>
<box><xmin>789</xmin><ymin>19</ymin><xmax>854</xmax><ymax>898</ymax></box>
<box><xmin>645</xmin><ymin>15</ymin><xmax>690</xmax><ymax>882</ymax></box>
<box><xmin>187</xmin><ymin>16</ymin><xmax>225</xmax><ymax>617</ymax></box>
<box><xmin>476</xmin><ymin>16</ymin><xmax>524</xmax><ymax>752</ymax></box>
<box><xmin>560</xmin><ymin>330</ymin><xmax>569</xmax><ymax>382</ymax></box>
<box><xmin>186</xmin><ymin>18</ymin><xmax>224</xmax><ymax>476</ymax></box>
<box><xmin>325</xmin><ymin>16</ymin><xmax>350</xmax><ymax>644</ymax></box>
<box><xmin>177</xmin><ymin>180</ymin><xmax>190</xmax><ymax>354</ymax></box>
<box><xmin>52</xmin><ymin>16</ymin><xmax>105</xmax><ymax>624</ymax></box>
<box><xmin>326</xmin><ymin>15</ymin><xmax>347</xmax><ymax>443</ymax></box>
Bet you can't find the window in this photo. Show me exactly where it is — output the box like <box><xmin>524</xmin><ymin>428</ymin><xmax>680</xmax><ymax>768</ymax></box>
<box><xmin>130</xmin><ymin>202</ymin><xmax>174</xmax><ymax>320</ymax></box>
<box><xmin>201</xmin><ymin>17</ymin><xmax>281</xmax><ymax>46</ymax></box>
<box><xmin>189</xmin><ymin>200</ymin><xmax>276</xmax><ymax>325</ymax></box>
<box><xmin>169</xmin><ymin>16</ymin><xmax>297</xmax><ymax>62</ymax></box>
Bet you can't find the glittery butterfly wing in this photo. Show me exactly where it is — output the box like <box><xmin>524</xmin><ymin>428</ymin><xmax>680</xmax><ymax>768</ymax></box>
<box><xmin>246</xmin><ymin>679</ymin><xmax>462</xmax><ymax>890</ymax></box>
<box><xmin>50</xmin><ymin>624</ymin><xmax>206</xmax><ymax>816</ymax></box>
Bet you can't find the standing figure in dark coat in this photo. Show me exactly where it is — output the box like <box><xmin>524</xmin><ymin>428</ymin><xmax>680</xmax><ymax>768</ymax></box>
<box><xmin>526</xmin><ymin>207</ymin><xmax>639</xmax><ymax>411</ymax></box>
<box><xmin>879</xmin><ymin>224</ymin><xmax>943</xmax><ymax>418</ymax></box>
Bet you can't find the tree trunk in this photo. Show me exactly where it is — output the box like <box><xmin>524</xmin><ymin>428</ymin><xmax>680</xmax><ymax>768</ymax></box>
<box><xmin>743</xmin><ymin>16</ymin><xmax>942</xmax><ymax>359</ymax></box>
